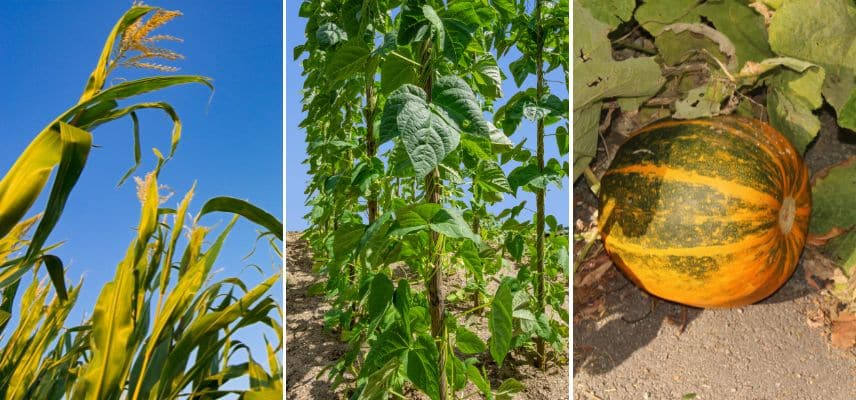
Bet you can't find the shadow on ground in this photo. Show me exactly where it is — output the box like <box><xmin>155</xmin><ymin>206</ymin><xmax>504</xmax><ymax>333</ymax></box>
<box><xmin>573</xmin><ymin>257</ymin><xmax>815</xmax><ymax>377</ymax></box>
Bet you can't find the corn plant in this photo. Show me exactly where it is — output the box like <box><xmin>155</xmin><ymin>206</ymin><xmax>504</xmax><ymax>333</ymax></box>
<box><xmin>298</xmin><ymin>1</ymin><xmax>568</xmax><ymax>399</ymax></box>
<box><xmin>0</xmin><ymin>4</ymin><xmax>283</xmax><ymax>399</ymax></box>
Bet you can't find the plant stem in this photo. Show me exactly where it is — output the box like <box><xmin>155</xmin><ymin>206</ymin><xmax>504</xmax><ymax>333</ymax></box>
<box><xmin>534</xmin><ymin>0</ymin><xmax>547</xmax><ymax>371</ymax></box>
<box><xmin>583</xmin><ymin>167</ymin><xmax>600</xmax><ymax>195</ymax></box>
<box><xmin>471</xmin><ymin>214</ymin><xmax>481</xmax><ymax>313</ymax></box>
<box><xmin>421</xmin><ymin>37</ymin><xmax>447</xmax><ymax>400</ymax></box>
<box><xmin>365</xmin><ymin>65</ymin><xmax>378</xmax><ymax>224</ymax></box>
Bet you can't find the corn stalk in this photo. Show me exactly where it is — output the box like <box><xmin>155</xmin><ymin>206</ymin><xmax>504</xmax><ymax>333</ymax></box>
<box><xmin>0</xmin><ymin>5</ymin><xmax>283</xmax><ymax>399</ymax></box>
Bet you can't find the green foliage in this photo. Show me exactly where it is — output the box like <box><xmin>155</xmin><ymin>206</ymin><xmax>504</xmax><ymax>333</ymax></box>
<box><xmin>573</xmin><ymin>2</ymin><xmax>664</xmax><ymax>179</ymax></box>
<box><xmin>768</xmin><ymin>0</ymin><xmax>856</xmax><ymax>131</ymax></box>
<box><xmin>300</xmin><ymin>0</ymin><xmax>568</xmax><ymax>398</ymax></box>
<box><xmin>811</xmin><ymin>159</ymin><xmax>856</xmax><ymax>237</ymax></box>
<box><xmin>573</xmin><ymin>0</ymin><xmax>856</xmax><ymax>178</ymax></box>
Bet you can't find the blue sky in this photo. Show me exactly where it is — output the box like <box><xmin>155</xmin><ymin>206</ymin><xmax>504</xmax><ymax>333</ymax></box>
<box><xmin>285</xmin><ymin>3</ymin><xmax>569</xmax><ymax>232</ymax></box>
<box><xmin>0</xmin><ymin>0</ymin><xmax>282</xmax><ymax>382</ymax></box>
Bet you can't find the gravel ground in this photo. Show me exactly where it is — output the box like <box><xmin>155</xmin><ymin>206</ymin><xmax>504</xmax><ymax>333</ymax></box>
<box><xmin>574</xmin><ymin>262</ymin><xmax>856</xmax><ymax>400</ymax></box>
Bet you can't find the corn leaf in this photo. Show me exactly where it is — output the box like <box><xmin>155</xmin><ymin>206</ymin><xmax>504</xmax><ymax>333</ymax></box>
<box><xmin>200</xmin><ymin>197</ymin><xmax>283</xmax><ymax>241</ymax></box>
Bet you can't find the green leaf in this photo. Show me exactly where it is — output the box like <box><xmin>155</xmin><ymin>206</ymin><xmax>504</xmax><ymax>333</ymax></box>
<box><xmin>398</xmin><ymin>1</ymin><xmax>430</xmax><ymax>44</ymax></box>
<box><xmin>768</xmin><ymin>0</ymin><xmax>856</xmax><ymax>130</ymax></box>
<box><xmin>381</xmin><ymin>51</ymin><xmax>418</xmax><ymax>95</ymax></box>
<box><xmin>244</xmin><ymin>389</ymin><xmax>283</xmax><ymax>400</ymax></box>
<box><xmin>522</xmin><ymin>104</ymin><xmax>550</xmax><ymax>121</ymax></box>
<box><xmin>828</xmin><ymin>230</ymin><xmax>856</xmax><ymax>276</ymax></box>
<box><xmin>393</xmin><ymin>280</ymin><xmax>412</xmax><ymax>333</ymax></box>
<box><xmin>42</xmin><ymin>255</ymin><xmax>68</xmax><ymax>302</ymax></box>
<box><xmin>316</xmin><ymin>22</ymin><xmax>347</xmax><ymax>47</ymax></box>
<box><xmin>21</xmin><ymin>123</ymin><xmax>92</xmax><ymax>266</ymax></box>
<box><xmin>693</xmin><ymin>1</ymin><xmax>772</xmax><ymax>66</ymax></box>
<box><xmin>78</xmin><ymin>172</ymin><xmax>163</xmax><ymax>400</ymax></box>
<box><xmin>351</xmin><ymin>157</ymin><xmax>385</xmax><ymax>192</ymax></box>
<box><xmin>154</xmin><ymin>274</ymin><xmax>279</xmax><ymax>398</ymax></box>
<box><xmin>362</xmin><ymin>326</ymin><xmax>410</xmax><ymax>376</ymax></box>
<box><xmin>475</xmin><ymin>161</ymin><xmax>512</xmax><ymax>195</ymax></box>
<box><xmin>573</xmin><ymin>3</ymin><xmax>664</xmax><ymax>111</ymax></box>
<box><xmin>332</xmin><ymin>223</ymin><xmax>367</xmax><ymax>261</ymax></box>
<box><xmin>495</xmin><ymin>378</ymin><xmax>525</xmax><ymax>400</ymax></box>
<box><xmin>488</xmin><ymin>278</ymin><xmax>513</xmax><ymax>367</ymax></box>
<box><xmin>572</xmin><ymin>102</ymin><xmax>600</xmax><ymax>181</ymax></box>
<box><xmin>810</xmin><ymin>157</ymin><xmax>856</xmax><ymax>236</ymax></box>
<box><xmin>422</xmin><ymin>4</ymin><xmax>445</xmax><ymax>49</ymax></box>
<box><xmin>61</xmin><ymin>76</ymin><xmax>213</xmax><ymax>123</ymax></box>
<box><xmin>766</xmin><ymin>66</ymin><xmax>825</xmax><ymax>154</ymax></box>
<box><xmin>635</xmin><ymin>0</ymin><xmax>698</xmax><ymax>36</ymax></box>
<box><xmin>368</xmin><ymin>273</ymin><xmax>394</xmax><ymax>322</ymax></box>
<box><xmin>636</xmin><ymin>0</ymin><xmax>773</xmax><ymax>66</ymax></box>
<box><xmin>556</xmin><ymin>126</ymin><xmax>569</xmax><ymax>156</ymax></box>
<box><xmin>474</xmin><ymin>56</ymin><xmax>504</xmax><ymax>99</ymax></box>
<box><xmin>655</xmin><ymin>24</ymin><xmax>736</xmax><ymax>70</ymax></box>
<box><xmin>507</xmin><ymin>163</ymin><xmax>562</xmax><ymax>194</ymax></box>
<box><xmin>325</xmin><ymin>43</ymin><xmax>371</xmax><ymax>83</ymax></box>
<box><xmin>440</xmin><ymin>1</ymin><xmax>488</xmax><ymax>62</ymax></box>
<box><xmin>490</xmin><ymin>0</ymin><xmax>515</xmax><ymax>20</ymax></box>
<box><xmin>79</xmin><ymin>6</ymin><xmax>154</xmax><ymax>102</ymax></box>
<box><xmin>508</xmin><ymin>57</ymin><xmax>533</xmax><ymax>87</ymax></box>
<box><xmin>466</xmin><ymin>364</ymin><xmax>493</xmax><ymax>400</ymax></box>
<box><xmin>578</xmin><ymin>0</ymin><xmax>635</xmax><ymax>28</ymax></box>
<box><xmin>504</xmin><ymin>233</ymin><xmax>524</xmax><ymax>261</ymax></box>
<box><xmin>393</xmin><ymin>204</ymin><xmax>480</xmax><ymax>244</ymax></box>
<box><xmin>380</xmin><ymin>84</ymin><xmax>460</xmax><ymax>177</ymax></box>
<box><xmin>673</xmin><ymin>78</ymin><xmax>732</xmax><ymax>119</ymax></box>
<box><xmin>357</xmin><ymin>212</ymin><xmax>393</xmax><ymax>255</ymax></box>
<box><xmin>456</xmin><ymin>326</ymin><xmax>486</xmax><ymax>354</ymax></box>
<box><xmin>488</xmin><ymin>122</ymin><xmax>514</xmax><ymax>147</ymax></box>
<box><xmin>433</xmin><ymin>75</ymin><xmax>492</xmax><ymax>137</ymax></box>
<box><xmin>200</xmin><ymin>197</ymin><xmax>283</xmax><ymax>241</ymax></box>
<box><xmin>494</xmin><ymin>89</ymin><xmax>536</xmax><ymax>136</ymax></box>
<box><xmin>406</xmin><ymin>334</ymin><xmax>441</xmax><ymax>400</ymax></box>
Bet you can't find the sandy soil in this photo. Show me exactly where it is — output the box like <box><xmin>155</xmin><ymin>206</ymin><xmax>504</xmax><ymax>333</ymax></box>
<box><xmin>573</xmin><ymin>109</ymin><xmax>856</xmax><ymax>399</ymax></box>
<box><xmin>286</xmin><ymin>231</ymin><xmax>570</xmax><ymax>399</ymax></box>
<box><xmin>574</xmin><ymin>260</ymin><xmax>856</xmax><ymax>399</ymax></box>
<box><xmin>285</xmin><ymin>232</ymin><xmax>349</xmax><ymax>399</ymax></box>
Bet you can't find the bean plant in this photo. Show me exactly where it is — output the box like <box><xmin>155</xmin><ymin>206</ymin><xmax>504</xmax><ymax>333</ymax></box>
<box><xmin>297</xmin><ymin>1</ymin><xmax>569</xmax><ymax>399</ymax></box>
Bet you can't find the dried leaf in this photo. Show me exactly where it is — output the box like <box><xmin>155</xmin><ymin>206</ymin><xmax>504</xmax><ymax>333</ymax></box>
<box><xmin>576</xmin><ymin>260</ymin><xmax>613</xmax><ymax>288</ymax></box>
<box><xmin>807</xmin><ymin>227</ymin><xmax>849</xmax><ymax>246</ymax></box>
<box><xmin>830</xmin><ymin>312</ymin><xmax>856</xmax><ymax>349</ymax></box>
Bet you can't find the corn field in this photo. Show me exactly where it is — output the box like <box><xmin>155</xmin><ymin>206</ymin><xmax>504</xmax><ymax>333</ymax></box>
<box><xmin>0</xmin><ymin>4</ymin><xmax>282</xmax><ymax>399</ymax></box>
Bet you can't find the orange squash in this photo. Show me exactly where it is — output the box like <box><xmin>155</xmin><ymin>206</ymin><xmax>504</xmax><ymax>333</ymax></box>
<box><xmin>597</xmin><ymin>116</ymin><xmax>811</xmax><ymax>308</ymax></box>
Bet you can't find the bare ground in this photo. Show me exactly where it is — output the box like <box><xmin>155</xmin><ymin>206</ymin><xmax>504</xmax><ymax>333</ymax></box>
<box><xmin>286</xmin><ymin>231</ymin><xmax>570</xmax><ymax>399</ymax></box>
<box><xmin>573</xmin><ymin>110</ymin><xmax>856</xmax><ymax>399</ymax></box>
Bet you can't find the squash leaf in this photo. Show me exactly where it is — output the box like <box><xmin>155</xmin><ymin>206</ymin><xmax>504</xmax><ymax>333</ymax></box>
<box><xmin>810</xmin><ymin>157</ymin><xmax>856</xmax><ymax>237</ymax></box>
<box><xmin>573</xmin><ymin>2</ymin><xmax>664</xmax><ymax>181</ymax></box>
<box><xmin>768</xmin><ymin>0</ymin><xmax>856</xmax><ymax>131</ymax></box>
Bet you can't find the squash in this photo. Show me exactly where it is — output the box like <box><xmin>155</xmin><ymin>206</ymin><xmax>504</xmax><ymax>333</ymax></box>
<box><xmin>597</xmin><ymin>116</ymin><xmax>811</xmax><ymax>308</ymax></box>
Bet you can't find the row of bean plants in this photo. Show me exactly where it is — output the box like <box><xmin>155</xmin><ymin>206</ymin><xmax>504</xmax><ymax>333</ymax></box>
<box><xmin>297</xmin><ymin>0</ymin><xmax>569</xmax><ymax>399</ymax></box>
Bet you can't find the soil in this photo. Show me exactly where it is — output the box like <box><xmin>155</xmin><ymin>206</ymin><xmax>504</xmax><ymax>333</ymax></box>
<box><xmin>285</xmin><ymin>232</ymin><xmax>350</xmax><ymax>399</ymax></box>
<box><xmin>573</xmin><ymin>109</ymin><xmax>856</xmax><ymax>399</ymax></box>
<box><xmin>286</xmin><ymin>231</ymin><xmax>570</xmax><ymax>400</ymax></box>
